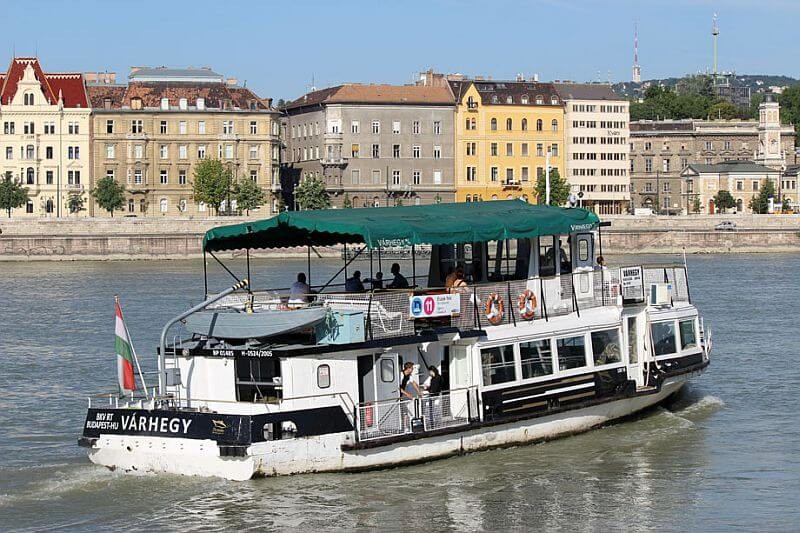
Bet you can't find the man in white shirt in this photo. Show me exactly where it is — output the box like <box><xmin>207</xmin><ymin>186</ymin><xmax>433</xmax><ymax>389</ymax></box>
<box><xmin>289</xmin><ymin>272</ymin><xmax>310</xmax><ymax>303</ymax></box>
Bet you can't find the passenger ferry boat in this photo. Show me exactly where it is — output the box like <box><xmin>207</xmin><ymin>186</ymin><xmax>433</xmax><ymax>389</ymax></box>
<box><xmin>79</xmin><ymin>201</ymin><xmax>711</xmax><ymax>480</ymax></box>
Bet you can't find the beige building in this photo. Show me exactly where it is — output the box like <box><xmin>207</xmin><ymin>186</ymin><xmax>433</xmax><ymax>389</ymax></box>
<box><xmin>87</xmin><ymin>67</ymin><xmax>280</xmax><ymax>217</ymax></box>
<box><xmin>680</xmin><ymin>161</ymin><xmax>781</xmax><ymax>214</ymax></box>
<box><xmin>0</xmin><ymin>57</ymin><xmax>91</xmax><ymax>217</ymax></box>
<box><xmin>556</xmin><ymin>83</ymin><xmax>630</xmax><ymax>214</ymax></box>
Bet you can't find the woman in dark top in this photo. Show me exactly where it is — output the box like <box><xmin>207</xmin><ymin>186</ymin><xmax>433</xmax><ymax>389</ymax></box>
<box><xmin>425</xmin><ymin>366</ymin><xmax>443</xmax><ymax>395</ymax></box>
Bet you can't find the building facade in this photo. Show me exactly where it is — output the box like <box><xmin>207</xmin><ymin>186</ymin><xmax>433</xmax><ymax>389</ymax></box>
<box><xmin>629</xmin><ymin>101</ymin><xmax>796</xmax><ymax>213</ymax></box>
<box><xmin>450</xmin><ymin>79</ymin><xmax>565</xmax><ymax>203</ymax></box>
<box><xmin>0</xmin><ymin>57</ymin><xmax>91</xmax><ymax>217</ymax></box>
<box><xmin>681</xmin><ymin>161</ymin><xmax>781</xmax><ymax>214</ymax></box>
<box><xmin>87</xmin><ymin>67</ymin><xmax>280</xmax><ymax>217</ymax></box>
<box><xmin>281</xmin><ymin>84</ymin><xmax>455</xmax><ymax>208</ymax></box>
<box><xmin>555</xmin><ymin>83</ymin><xmax>630</xmax><ymax>214</ymax></box>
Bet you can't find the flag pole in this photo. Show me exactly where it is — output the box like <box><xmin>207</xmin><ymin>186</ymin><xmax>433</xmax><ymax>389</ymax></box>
<box><xmin>116</xmin><ymin>295</ymin><xmax>149</xmax><ymax>400</ymax></box>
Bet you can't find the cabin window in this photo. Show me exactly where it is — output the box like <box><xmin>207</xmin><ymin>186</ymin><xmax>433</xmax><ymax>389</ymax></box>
<box><xmin>627</xmin><ymin>317</ymin><xmax>638</xmax><ymax>364</ymax></box>
<box><xmin>380</xmin><ymin>359</ymin><xmax>395</xmax><ymax>383</ymax></box>
<box><xmin>556</xmin><ymin>335</ymin><xmax>587</xmax><ymax>371</ymax></box>
<box><xmin>317</xmin><ymin>364</ymin><xmax>331</xmax><ymax>389</ymax></box>
<box><xmin>235</xmin><ymin>357</ymin><xmax>282</xmax><ymax>402</ymax></box>
<box><xmin>486</xmin><ymin>239</ymin><xmax>530</xmax><ymax>281</ymax></box>
<box><xmin>591</xmin><ymin>329</ymin><xmax>621</xmax><ymax>366</ymax></box>
<box><xmin>651</xmin><ymin>321</ymin><xmax>677</xmax><ymax>356</ymax></box>
<box><xmin>538</xmin><ymin>236</ymin><xmax>556</xmax><ymax>277</ymax></box>
<box><xmin>679</xmin><ymin>319</ymin><xmax>697</xmax><ymax>350</ymax></box>
<box><xmin>558</xmin><ymin>237</ymin><xmax>572</xmax><ymax>274</ymax></box>
<box><xmin>578</xmin><ymin>239</ymin><xmax>589</xmax><ymax>262</ymax></box>
<box><xmin>480</xmin><ymin>345</ymin><xmax>516</xmax><ymax>385</ymax></box>
<box><xmin>520</xmin><ymin>340</ymin><xmax>553</xmax><ymax>379</ymax></box>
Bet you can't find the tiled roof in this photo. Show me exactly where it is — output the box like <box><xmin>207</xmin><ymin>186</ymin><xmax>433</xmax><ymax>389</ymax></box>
<box><xmin>448</xmin><ymin>79</ymin><xmax>561</xmax><ymax>106</ymax></box>
<box><xmin>284</xmin><ymin>84</ymin><xmax>454</xmax><ymax>110</ymax></box>
<box><xmin>685</xmin><ymin>160</ymin><xmax>779</xmax><ymax>174</ymax></box>
<box><xmin>87</xmin><ymin>81</ymin><xmax>269</xmax><ymax>111</ymax></box>
<box><xmin>0</xmin><ymin>57</ymin><xmax>89</xmax><ymax>108</ymax></box>
<box><xmin>784</xmin><ymin>164</ymin><xmax>800</xmax><ymax>177</ymax></box>
<box><xmin>129</xmin><ymin>67</ymin><xmax>223</xmax><ymax>82</ymax></box>
<box><xmin>554</xmin><ymin>83</ymin><xmax>621</xmax><ymax>101</ymax></box>
<box><xmin>630</xmin><ymin>120</ymin><xmax>694</xmax><ymax>132</ymax></box>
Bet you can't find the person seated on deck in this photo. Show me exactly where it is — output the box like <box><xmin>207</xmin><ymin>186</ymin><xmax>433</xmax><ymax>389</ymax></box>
<box><xmin>289</xmin><ymin>272</ymin><xmax>311</xmax><ymax>303</ymax></box>
<box><xmin>387</xmin><ymin>263</ymin><xmax>410</xmax><ymax>289</ymax></box>
<box><xmin>366</xmin><ymin>271</ymin><xmax>384</xmax><ymax>291</ymax></box>
<box><xmin>449</xmin><ymin>267</ymin><xmax>468</xmax><ymax>292</ymax></box>
<box><xmin>344</xmin><ymin>270</ymin><xmax>365</xmax><ymax>293</ymax></box>
<box><xmin>444</xmin><ymin>266</ymin><xmax>457</xmax><ymax>289</ymax></box>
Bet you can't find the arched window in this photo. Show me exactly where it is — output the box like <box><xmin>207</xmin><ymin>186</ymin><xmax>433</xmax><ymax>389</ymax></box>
<box><xmin>373</xmin><ymin>196</ymin><xmax>380</xmax><ymax>207</ymax></box>
<box><xmin>26</xmin><ymin>167</ymin><xmax>34</xmax><ymax>184</ymax></box>
<box><xmin>521</xmin><ymin>95</ymin><xmax>529</xmax><ymax>105</ymax></box>
<box><xmin>46</xmin><ymin>199</ymin><xmax>54</xmax><ymax>213</ymax></box>
<box><xmin>521</xmin><ymin>118</ymin><xmax>528</xmax><ymax>131</ymax></box>
<box><xmin>467</xmin><ymin>96</ymin><xmax>476</xmax><ymax>108</ymax></box>
<box><xmin>491</xmin><ymin>194</ymin><xmax>498</xmax><ymax>200</ymax></box>
<box><xmin>470</xmin><ymin>118</ymin><xmax>476</xmax><ymax>130</ymax></box>
<box><xmin>26</xmin><ymin>145</ymin><xmax>34</xmax><ymax>159</ymax></box>
<box><xmin>490</xmin><ymin>118</ymin><xmax>497</xmax><ymax>131</ymax></box>
<box><xmin>506</xmin><ymin>118</ymin><xmax>512</xmax><ymax>130</ymax></box>
<box><xmin>465</xmin><ymin>195</ymin><xmax>472</xmax><ymax>203</ymax></box>
<box><xmin>178</xmin><ymin>199</ymin><xmax>187</xmax><ymax>212</ymax></box>
<box><xmin>535</xmin><ymin>95</ymin><xmax>543</xmax><ymax>105</ymax></box>
<box><xmin>506</xmin><ymin>96</ymin><xmax>513</xmax><ymax>104</ymax></box>
<box><xmin>536</xmin><ymin>119</ymin><xmax>543</xmax><ymax>131</ymax></box>
<box><xmin>352</xmin><ymin>196</ymin><xmax>360</xmax><ymax>207</ymax></box>
<box><xmin>551</xmin><ymin>119</ymin><xmax>559</xmax><ymax>132</ymax></box>
<box><xmin>23</xmin><ymin>93</ymin><xmax>34</xmax><ymax>105</ymax></box>
<box><xmin>551</xmin><ymin>96</ymin><xmax>559</xmax><ymax>105</ymax></box>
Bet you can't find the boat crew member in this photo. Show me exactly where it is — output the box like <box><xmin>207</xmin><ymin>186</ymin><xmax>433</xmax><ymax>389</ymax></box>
<box><xmin>289</xmin><ymin>272</ymin><xmax>311</xmax><ymax>303</ymax></box>
<box><xmin>345</xmin><ymin>270</ymin><xmax>365</xmax><ymax>293</ymax></box>
<box><xmin>387</xmin><ymin>263</ymin><xmax>410</xmax><ymax>289</ymax></box>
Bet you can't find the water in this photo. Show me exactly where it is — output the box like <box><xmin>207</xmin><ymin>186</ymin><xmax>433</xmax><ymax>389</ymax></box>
<box><xmin>1</xmin><ymin>254</ymin><xmax>799</xmax><ymax>531</ymax></box>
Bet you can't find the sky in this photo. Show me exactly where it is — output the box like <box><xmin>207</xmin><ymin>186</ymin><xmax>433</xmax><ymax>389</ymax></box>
<box><xmin>1</xmin><ymin>0</ymin><xmax>797</xmax><ymax>100</ymax></box>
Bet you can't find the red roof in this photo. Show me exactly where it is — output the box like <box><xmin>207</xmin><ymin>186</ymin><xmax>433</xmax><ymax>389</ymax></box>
<box><xmin>0</xmin><ymin>57</ymin><xmax>89</xmax><ymax>108</ymax></box>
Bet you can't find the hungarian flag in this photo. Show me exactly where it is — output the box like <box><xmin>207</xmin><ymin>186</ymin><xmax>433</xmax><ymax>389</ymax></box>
<box><xmin>115</xmin><ymin>297</ymin><xmax>136</xmax><ymax>395</ymax></box>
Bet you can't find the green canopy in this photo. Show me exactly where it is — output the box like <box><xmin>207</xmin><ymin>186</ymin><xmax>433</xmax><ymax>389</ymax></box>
<box><xmin>203</xmin><ymin>200</ymin><xmax>600</xmax><ymax>252</ymax></box>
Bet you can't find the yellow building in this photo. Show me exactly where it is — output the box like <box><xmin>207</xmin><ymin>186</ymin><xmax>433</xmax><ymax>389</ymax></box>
<box><xmin>449</xmin><ymin>79</ymin><xmax>565</xmax><ymax>203</ymax></box>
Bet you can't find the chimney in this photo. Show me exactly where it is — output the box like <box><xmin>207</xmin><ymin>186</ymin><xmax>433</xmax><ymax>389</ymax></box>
<box><xmin>516</xmin><ymin>73</ymin><xmax>524</xmax><ymax>82</ymax></box>
<box><xmin>530</xmin><ymin>73</ymin><xmax>539</xmax><ymax>82</ymax></box>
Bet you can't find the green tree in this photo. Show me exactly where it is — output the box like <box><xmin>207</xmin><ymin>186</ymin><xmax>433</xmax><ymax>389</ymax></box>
<box><xmin>67</xmin><ymin>191</ymin><xmax>85</xmax><ymax>214</ymax></box>
<box><xmin>91</xmin><ymin>176</ymin><xmax>126</xmax><ymax>217</ymax></box>
<box><xmin>778</xmin><ymin>86</ymin><xmax>800</xmax><ymax>147</ymax></box>
<box><xmin>294</xmin><ymin>174</ymin><xmax>330</xmax><ymax>210</ymax></box>
<box><xmin>713</xmin><ymin>190</ymin><xmax>736</xmax><ymax>213</ymax></box>
<box><xmin>708</xmin><ymin>100</ymin><xmax>741</xmax><ymax>120</ymax></box>
<box><xmin>535</xmin><ymin>168</ymin><xmax>571</xmax><ymax>206</ymax></box>
<box><xmin>232</xmin><ymin>177</ymin><xmax>266</xmax><ymax>215</ymax></box>
<box><xmin>782</xmin><ymin>196</ymin><xmax>792</xmax><ymax>213</ymax></box>
<box><xmin>342</xmin><ymin>192</ymin><xmax>352</xmax><ymax>208</ymax></box>
<box><xmin>192</xmin><ymin>159</ymin><xmax>232</xmax><ymax>215</ymax></box>
<box><xmin>394</xmin><ymin>197</ymin><xmax>404</xmax><ymax>207</ymax></box>
<box><xmin>748</xmin><ymin>93</ymin><xmax>764</xmax><ymax>120</ymax></box>
<box><xmin>0</xmin><ymin>172</ymin><xmax>29</xmax><ymax>218</ymax></box>
<box><xmin>692</xmin><ymin>196</ymin><xmax>702</xmax><ymax>214</ymax></box>
<box><xmin>749</xmin><ymin>179</ymin><xmax>776</xmax><ymax>214</ymax></box>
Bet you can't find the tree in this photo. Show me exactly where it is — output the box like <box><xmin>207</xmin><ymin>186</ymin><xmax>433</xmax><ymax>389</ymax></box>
<box><xmin>67</xmin><ymin>191</ymin><xmax>85</xmax><ymax>214</ymax></box>
<box><xmin>782</xmin><ymin>196</ymin><xmax>792</xmax><ymax>213</ymax></box>
<box><xmin>294</xmin><ymin>174</ymin><xmax>330</xmax><ymax>210</ymax></box>
<box><xmin>713</xmin><ymin>190</ymin><xmax>736</xmax><ymax>213</ymax></box>
<box><xmin>233</xmin><ymin>177</ymin><xmax>266</xmax><ymax>215</ymax></box>
<box><xmin>91</xmin><ymin>176</ymin><xmax>126</xmax><ymax>217</ymax></box>
<box><xmin>749</xmin><ymin>179</ymin><xmax>776</xmax><ymax>214</ymax></box>
<box><xmin>692</xmin><ymin>196</ymin><xmax>702</xmax><ymax>214</ymax></box>
<box><xmin>342</xmin><ymin>192</ymin><xmax>352</xmax><ymax>209</ymax></box>
<box><xmin>708</xmin><ymin>100</ymin><xmax>740</xmax><ymax>120</ymax></box>
<box><xmin>192</xmin><ymin>159</ymin><xmax>232</xmax><ymax>215</ymax></box>
<box><xmin>535</xmin><ymin>168</ymin><xmax>571</xmax><ymax>206</ymax></box>
<box><xmin>0</xmin><ymin>172</ymin><xmax>29</xmax><ymax>218</ymax></box>
<box><xmin>778</xmin><ymin>86</ymin><xmax>800</xmax><ymax>147</ymax></box>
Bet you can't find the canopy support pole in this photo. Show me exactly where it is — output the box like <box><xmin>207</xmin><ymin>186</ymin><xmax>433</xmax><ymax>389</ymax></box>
<box><xmin>369</xmin><ymin>249</ymin><xmax>374</xmax><ymax>290</ymax></box>
<box><xmin>343</xmin><ymin>243</ymin><xmax>348</xmax><ymax>281</ymax></box>
<box><xmin>246</xmin><ymin>249</ymin><xmax>252</xmax><ymax>294</ymax></box>
<box><xmin>411</xmin><ymin>244</ymin><xmax>416</xmax><ymax>287</ymax></box>
<box><xmin>318</xmin><ymin>245</ymin><xmax>366</xmax><ymax>293</ymax></box>
<box><xmin>307</xmin><ymin>245</ymin><xmax>312</xmax><ymax>287</ymax></box>
<box><xmin>208</xmin><ymin>250</ymin><xmax>243</xmax><ymax>285</ymax></box>
<box><xmin>377</xmin><ymin>246</ymin><xmax>383</xmax><ymax>274</ymax></box>
<box><xmin>202</xmin><ymin>249</ymin><xmax>208</xmax><ymax>297</ymax></box>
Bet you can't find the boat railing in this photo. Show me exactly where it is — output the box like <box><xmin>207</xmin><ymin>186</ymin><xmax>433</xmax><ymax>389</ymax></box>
<box><xmin>354</xmin><ymin>387</ymin><xmax>477</xmax><ymax>442</ymax></box>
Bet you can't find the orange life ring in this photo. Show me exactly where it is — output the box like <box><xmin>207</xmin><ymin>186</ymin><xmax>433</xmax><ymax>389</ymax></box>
<box><xmin>518</xmin><ymin>289</ymin><xmax>537</xmax><ymax>320</ymax></box>
<box><xmin>484</xmin><ymin>292</ymin><xmax>505</xmax><ymax>326</ymax></box>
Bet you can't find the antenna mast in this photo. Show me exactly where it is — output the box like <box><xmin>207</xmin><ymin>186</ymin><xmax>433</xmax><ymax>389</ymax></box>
<box><xmin>632</xmin><ymin>21</ymin><xmax>641</xmax><ymax>83</ymax></box>
<box><xmin>712</xmin><ymin>14</ymin><xmax>719</xmax><ymax>76</ymax></box>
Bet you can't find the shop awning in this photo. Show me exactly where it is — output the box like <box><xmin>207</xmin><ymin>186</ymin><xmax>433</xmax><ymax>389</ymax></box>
<box><xmin>202</xmin><ymin>200</ymin><xmax>601</xmax><ymax>252</ymax></box>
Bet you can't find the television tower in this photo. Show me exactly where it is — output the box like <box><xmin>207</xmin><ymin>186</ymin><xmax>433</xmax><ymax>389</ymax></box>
<box><xmin>632</xmin><ymin>22</ymin><xmax>641</xmax><ymax>83</ymax></box>
<box><xmin>712</xmin><ymin>14</ymin><xmax>719</xmax><ymax>76</ymax></box>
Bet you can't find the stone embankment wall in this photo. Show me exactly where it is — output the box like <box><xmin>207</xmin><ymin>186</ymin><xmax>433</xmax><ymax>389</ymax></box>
<box><xmin>0</xmin><ymin>214</ymin><xmax>797</xmax><ymax>261</ymax></box>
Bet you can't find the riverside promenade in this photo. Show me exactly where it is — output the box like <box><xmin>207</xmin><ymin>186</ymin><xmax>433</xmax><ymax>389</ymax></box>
<box><xmin>0</xmin><ymin>214</ymin><xmax>798</xmax><ymax>261</ymax></box>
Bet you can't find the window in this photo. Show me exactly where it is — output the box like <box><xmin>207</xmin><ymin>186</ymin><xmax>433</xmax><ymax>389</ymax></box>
<box><xmin>433</xmin><ymin>121</ymin><xmax>442</xmax><ymax>135</ymax></box>
<box><xmin>23</xmin><ymin>92</ymin><xmax>34</xmax><ymax>105</ymax></box>
<box><xmin>392</xmin><ymin>121</ymin><xmax>401</xmax><ymax>134</ymax></box>
<box><xmin>44</xmin><ymin>122</ymin><xmax>55</xmax><ymax>134</ymax></box>
<box><xmin>505</xmin><ymin>143</ymin><xmax>513</xmax><ymax>156</ymax></box>
<box><xmin>197</xmin><ymin>121</ymin><xmax>205</xmax><ymax>134</ymax></box>
<box><xmin>490</xmin><ymin>142</ymin><xmax>499</xmax><ymax>157</ymax></box>
<box><xmin>68</xmin><ymin>146</ymin><xmax>80</xmax><ymax>159</ymax></box>
<box><xmin>679</xmin><ymin>319</ymin><xmax>697</xmax><ymax>350</ymax></box>
<box><xmin>250</xmin><ymin>121</ymin><xmax>258</xmax><ymax>135</ymax></box>
<box><xmin>520</xmin><ymin>340</ymin><xmax>553</xmax><ymax>379</ymax></box>
<box><xmin>466</xmin><ymin>118</ymin><xmax>476</xmax><ymax>130</ymax></box>
<box><xmin>133</xmin><ymin>170</ymin><xmax>143</xmax><ymax>185</ymax></box>
<box><xmin>505</xmin><ymin>168</ymin><xmax>514</xmax><ymax>183</ymax></box>
<box><xmin>350</xmin><ymin>120</ymin><xmax>360</xmax><ymax>134</ymax></box>
<box><xmin>160</xmin><ymin>120</ymin><xmax>167</xmax><ymax>134</ymax></box>
<box><xmin>131</xmin><ymin>120</ymin><xmax>143</xmax><ymax>134</ymax></box>
<box><xmin>223</xmin><ymin>121</ymin><xmax>234</xmax><ymax>135</ymax></box>
<box><xmin>372</xmin><ymin>144</ymin><xmax>380</xmax><ymax>158</ymax></box>
<box><xmin>24</xmin><ymin>122</ymin><xmax>35</xmax><ymax>134</ymax></box>
<box><xmin>224</xmin><ymin>145</ymin><xmax>234</xmax><ymax>159</ymax></box>
<box><xmin>480</xmin><ymin>345</ymin><xmax>516</xmax><ymax>385</ymax></box>
<box><xmin>380</xmin><ymin>359</ymin><xmax>394</xmax><ymax>382</ymax></box>
<box><xmin>249</xmin><ymin>145</ymin><xmax>259</xmax><ymax>159</ymax></box>
<box><xmin>752</xmin><ymin>181</ymin><xmax>759</xmax><ymax>192</ymax></box>
<box><xmin>591</xmin><ymin>329</ymin><xmax>621</xmax><ymax>366</ymax></box>
<box><xmin>5</xmin><ymin>147</ymin><xmax>11</xmax><ymax>159</ymax></box>
<box><xmin>133</xmin><ymin>145</ymin><xmax>144</xmax><ymax>159</ymax></box>
<box><xmin>557</xmin><ymin>335</ymin><xmax>587</xmax><ymax>371</ymax></box>
<box><xmin>160</xmin><ymin>145</ymin><xmax>168</xmax><ymax>159</ymax></box>
<box><xmin>490</xmin><ymin>118</ymin><xmax>497</xmax><ymax>131</ymax></box>
<box><xmin>68</xmin><ymin>122</ymin><xmax>80</xmax><ymax>134</ymax></box>
<box><xmin>372</xmin><ymin>169</ymin><xmax>381</xmax><ymax>184</ymax></box>
<box><xmin>490</xmin><ymin>167</ymin><xmax>498</xmax><ymax>181</ymax></box>
<box><xmin>3</xmin><ymin>122</ymin><xmax>14</xmax><ymax>134</ymax></box>
<box><xmin>45</xmin><ymin>146</ymin><xmax>53</xmax><ymax>159</ymax></box>
<box><xmin>413</xmin><ymin>145</ymin><xmax>421</xmax><ymax>158</ymax></box>
<box><xmin>651</xmin><ymin>321</ymin><xmax>676</xmax><ymax>356</ymax></box>
<box><xmin>466</xmin><ymin>166</ymin><xmax>477</xmax><ymax>181</ymax></box>
<box><xmin>160</xmin><ymin>170</ymin><xmax>168</xmax><ymax>184</ymax></box>
<box><xmin>179</xmin><ymin>145</ymin><xmax>188</xmax><ymax>159</ymax></box>
<box><xmin>551</xmin><ymin>119</ymin><xmax>558</xmax><ymax>132</ymax></box>
<box><xmin>521</xmin><ymin>118</ymin><xmax>528</xmax><ymax>131</ymax></box>
<box><xmin>393</xmin><ymin>144</ymin><xmax>400</xmax><ymax>158</ymax></box>
<box><xmin>433</xmin><ymin>146</ymin><xmax>441</xmax><ymax>159</ymax></box>
<box><xmin>645</xmin><ymin>158</ymin><xmax>653</xmax><ymax>172</ymax></box>
<box><xmin>197</xmin><ymin>145</ymin><xmax>206</xmax><ymax>159</ymax></box>
<box><xmin>179</xmin><ymin>170</ymin><xmax>187</xmax><ymax>185</ymax></box>
<box><xmin>506</xmin><ymin>118</ymin><xmax>512</xmax><ymax>130</ymax></box>
<box><xmin>521</xmin><ymin>167</ymin><xmax>529</xmax><ymax>181</ymax></box>
<box><xmin>412</xmin><ymin>120</ymin><xmax>420</xmax><ymax>134</ymax></box>
<box><xmin>434</xmin><ymin>170</ymin><xmax>442</xmax><ymax>184</ymax></box>
<box><xmin>351</xmin><ymin>169</ymin><xmax>360</xmax><ymax>184</ymax></box>
<box><xmin>704</xmin><ymin>141</ymin><xmax>713</xmax><ymax>151</ymax></box>
<box><xmin>662</xmin><ymin>158</ymin><xmax>670</xmax><ymax>172</ymax></box>
<box><xmin>351</xmin><ymin>144</ymin><xmax>360</xmax><ymax>158</ymax></box>
<box><xmin>106</xmin><ymin>144</ymin><xmax>115</xmax><ymax>159</ymax></box>
<box><xmin>536</xmin><ymin>119</ymin><xmax>543</xmax><ymax>131</ymax></box>
<box><xmin>372</xmin><ymin>121</ymin><xmax>380</xmax><ymax>134</ymax></box>
<box><xmin>26</xmin><ymin>168</ymin><xmax>35</xmax><ymax>184</ymax></box>
<box><xmin>550</xmin><ymin>144</ymin><xmax>558</xmax><ymax>157</ymax></box>
<box><xmin>106</xmin><ymin>120</ymin><xmax>114</xmax><ymax>134</ymax></box>
<box><xmin>392</xmin><ymin>169</ymin><xmax>401</xmax><ymax>185</ymax></box>
<box><xmin>67</xmin><ymin>170</ymin><xmax>81</xmax><ymax>185</ymax></box>
<box><xmin>317</xmin><ymin>365</ymin><xmax>331</xmax><ymax>389</ymax></box>
<box><xmin>413</xmin><ymin>170</ymin><xmax>421</xmax><ymax>185</ymax></box>
<box><xmin>536</xmin><ymin>143</ymin><xmax>543</xmax><ymax>157</ymax></box>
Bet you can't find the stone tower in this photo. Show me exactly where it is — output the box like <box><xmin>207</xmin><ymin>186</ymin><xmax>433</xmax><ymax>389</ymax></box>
<box><xmin>755</xmin><ymin>92</ymin><xmax>784</xmax><ymax>169</ymax></box>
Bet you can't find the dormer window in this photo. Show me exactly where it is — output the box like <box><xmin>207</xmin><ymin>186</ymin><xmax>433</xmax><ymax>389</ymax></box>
<box><xmin>551</xmin><ymin>96</ymin><xmax>559</xmax><ymax>105</ymax></box>
<box><xmin>160</xmin><ymin>97</ymin><xmax>169</xmax><ymax>110</ymax></box>
<box><xmin>506</xmin><ymin>96</ymin><xmax>513</xmax><ymax>104</ymax></box>
<box><xmin>535</xmin><ymin>95</ymin><xmax>543</xmax><ymax>105</ymax></box>
<box><xmin>491</xmin><ymin>95</ymin><xmax>498</xmax><ymax>104</ymax></box>
<box><xmin>103</xmin><ymin>97</ymin><xmax>112</xmax><ymax>110</ymax></box>
<box><xmin>520</xmin><ymin>95</ymin><xmax>529</xmax><ymax>104</ymax></box>
<box><xmin>197</xmin><ymin>98</ymin><xmax>205</xmax><ymax>110</ymax></box>
<box><xmin>466</xmin><ymin>96</ymin><xmax>476</xmax><ymax>108</ymax></box>
<box><xmin>179</xmin><ymin>98</ymin><xmax>187</xmax><ymax>110</ymax></box>
<box><xmin>23</xmin><ymin>93</ymin><xmax>34</xmax><ymax>106</ymax></box>
<box><xmin>131</xmin><ymin>97</ymin><xmax>142</xmax><ymax>110</ymax></box>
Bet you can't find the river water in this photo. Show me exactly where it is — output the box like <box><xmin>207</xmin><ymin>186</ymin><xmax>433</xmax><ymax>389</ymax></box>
<box><xmin>1</xmin><ymin>254</ymin><xmax>798</xmax><ymax>531</ymax></box>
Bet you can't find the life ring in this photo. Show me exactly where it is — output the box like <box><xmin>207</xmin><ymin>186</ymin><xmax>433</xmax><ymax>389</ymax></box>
<box><xmin>518</xmin><ymin>289</ymin><xmax>537</xmax><ymax>320</ymax></box>
<box><xmin>484</xmin><ymin>293</ymin><xmax>505</xmax><ymax>325</ymax></box>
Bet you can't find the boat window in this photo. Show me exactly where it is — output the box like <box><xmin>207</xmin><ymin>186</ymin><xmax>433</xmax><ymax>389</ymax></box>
<box><xmin>487</xmin><ymin>240</ymin><xmax>523</xmax><ymax>281</ymax></box>
<box><xmin>235</xmin><ymin>358</ymin><xmax>282</xmax><ymax>402</ymax></box>
<box><xmin>679</xmin><ymin>319</ymin><xmax>697</xmax><ymax>350</ymax></box>
<box><xmin>436</xmin><ymin>243</ymin><xmax>477</xmax><ymax>284</ymax></box>
<box><xmin>538</xmin><ymin>236</ymin><xmax>556</xmax><ymax>277</ymax></box>
<box><xmin>317</xmin><ymin>364</ymin><xmax>331</xmax><ymax>389</ymax></box>
<box><xmin>578</xmin><ymin>239</ymin><xmax>589</xmax><ymax>262</ymax></box>
<box><xmin>591</xmin><ymin>329</ymin><xmax>621</xmax><ymax>366</ymax></box>
<box><xmin>573</xmin><ymin>233</ymin><xmax>594</xmax><ymax>269</ymax></box>
<box><xmin>627</xmin><ymin>317</ymin><xmax>638</xmax><ymax>364</ymax></box>
<box><xmin>651</xmin><ymin>321</ymin><xmax>677</xmax><ymax>356</ymax></box>
<box><xmin>556</xmin><ymin>335</ymin><xmax>587</xmax><ymax>371</ymax></box>
<box><xmin>480</xmin><ymin>345</ymin><xmax>516</xmax><ymax>385</ymax></box>
<box><xmin>380</xmin><ymin>359</ymin><xmax>395</xmax><ymax>383</ymax></box>
<box><xmin>558</xmin><ymin>237</ymin><xmax>572</xmax><ymax>274</ymax></box>
<box><xmin>520</xmin><ymin>339</ymin><xmax>553</xmax><ymax>379</ymax></box>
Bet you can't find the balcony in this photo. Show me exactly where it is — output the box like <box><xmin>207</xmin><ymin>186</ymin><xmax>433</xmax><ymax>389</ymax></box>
<box><xmin>324</xmin><ymin>132</ymin><xmax>343</xmax><ymax>142</ymax></box>
<box><xmin>502</xmin><ymin>180</ymin><xmax>523</xmax><ymax>190</ymax></box>
<box><xmin>125</xmin><ymin>132</ymin><xmax>148</xmax><ymax>140</ymax></box>
<box><xmin>321</xmin><ymin>156</ymin><xmax>347</xmax><ymax>167</ymax></box>
<box><xmin>66</xmin><ymin>183</ymin><xmax>84</xmax><ymax>191</ymax></box>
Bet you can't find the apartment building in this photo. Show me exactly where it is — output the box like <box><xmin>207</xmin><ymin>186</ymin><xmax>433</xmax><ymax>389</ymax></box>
<box><xmin>281</xmin><ymin>84</ymin><xmax>455</xmax><ymax>208</ymax></box>
<box><xmin>449</xmin><ymin>79</ymin><xmax>565</xmax><ymax>203</ymax></box>
<box><xmin>87</xmin><ymin>66</ymin><xmax>280</xmax><ymax>217</ymax></box>
<box><xmin>555</xmin><ymin>83</ymin><xmax>630</xmax><ymax>214</ymax></box>
<box><xmin>0</xmin><ymin>57</ymin><xmax>91</xmax><ymax>216</ymax></box>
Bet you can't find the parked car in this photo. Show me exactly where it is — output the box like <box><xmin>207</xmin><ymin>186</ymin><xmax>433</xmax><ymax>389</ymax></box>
<box><xmin>714</xmin><ymin>221</ymin><xmax>737</xmax><ymax>231</ymax></box>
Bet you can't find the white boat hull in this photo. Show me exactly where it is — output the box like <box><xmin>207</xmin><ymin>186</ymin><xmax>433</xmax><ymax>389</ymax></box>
<box><xmin>87</xmin><ymin>376</ymin><xmax>688</xmax><ymax>481</ymax></box>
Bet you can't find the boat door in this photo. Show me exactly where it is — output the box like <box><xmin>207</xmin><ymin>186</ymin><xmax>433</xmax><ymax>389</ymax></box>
<box><xmin>449</xmin><ymin>344</ymin><xmax>475</xmax><ymax>420</ymax></box>
<box><xmin>375</xmin><ymin>353</ymin><xmax>400</xmax><ymax>401</ymax></box>
<box><xmin>625</xmin><ymin>314</ymin><xmax>645</xmax><ymax>388</ymax></box>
